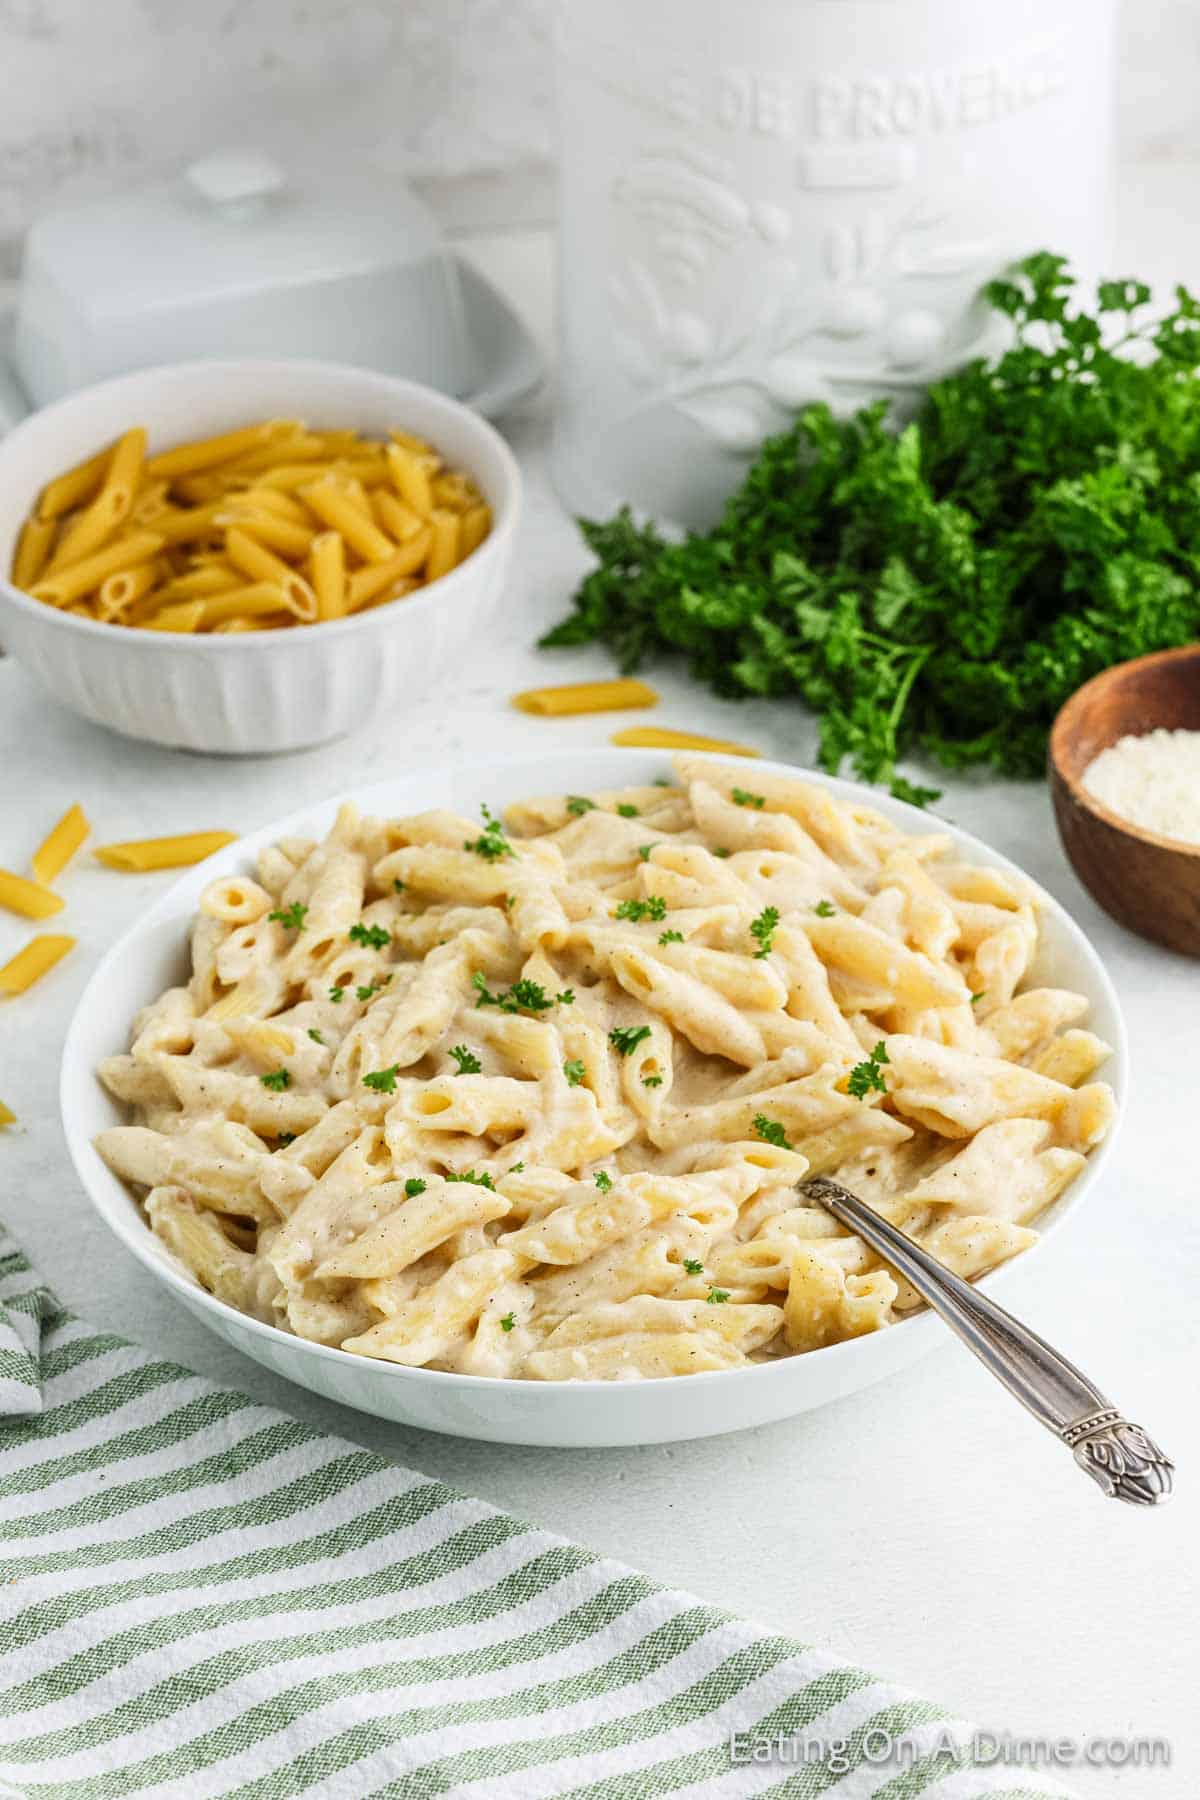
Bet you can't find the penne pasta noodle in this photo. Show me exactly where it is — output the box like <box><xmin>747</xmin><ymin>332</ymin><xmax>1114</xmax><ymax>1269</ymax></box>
<box><xmin>95</xmin><ymin>831</ymin><xmax>238</xmax><ymax>872</ymax></box>
<box><xmin>36</xmin><ymin>442</ymin><xmax>114</xmax><ymax>520</ymax></box>
<box><xmin>0</xmin><ymin>1099</ymin><xmax>14</xmax><ymax>1127</ymax></box>
<box><xmin>143</xmin><ymin>599</ymin><xmax>208</xmax><ymax>633</ymax></box>
<box><xmin>47</xmin><ymin>428</ymin><xmax>146</xmax><ymax>572</ymax></box>
<box><xmin>300</xmin><ymin>479</ymin><xmax>396</xmax><ymax>564</ymax></box>
<box><xmin>13</xmin><ymin>516</ymin><xmax>58</xmax><ymax>587</ymax></box>
<box><xmin>345</xmin><ymin>531</ymin><xmax>432</xmax><ymax>609</ymax></box>
<box><xmin>425</xmin><ymin>508</ymin><xmax>460</xmax><ymax>583</ymax></box>
<box><xmin>386</xmin><ymin>441</ymin><xmax>434</xmax><ymax>515</ymax></box>
<box><xmin>611</xmin><ymin>725</ymin><xmax>760</xmax><ymax>757</ymax></box>
<box><xmin>218</xmin><ymin>509</ymin><xmax>316</xmax><ymax>561</ymax></box>
<box><xmin>0</xmin><ymin>867</ymin><xmax>67</xmax><ymax>919</ymax></box>
<box><xmin>512</xmin><ymin>679</ymin><xmax>660</xmax><ymax>717</ymax></box>
<box><xmin>98</xmin><ymin>562</ymin><xmax>161</xmax><ymax>620</ymax></box>
<box><xmin>0</xmin><ymin>934</ymin><xmax>74</xmax><ymax>996</ymax></box>
<box><xmin>309</xmin><ymin>531</ymin><xmax>346</xmax><ymax>621</ymax></box>
<box><xmin>31</xmin><ymin>803</ymin><xmax>90</xmax><ymax>886</ymax></box>
<box><xmin>145</xmin><ymin>421</ymin><xmax>295</xmax><ymax>481</ymax></box>
<box><xmin>31</xmin><ymin>531</ymin><xmax>166</xmax><ymax>607</ymax></box>
<box><xmin>370</xmin><ymin>490</ymin><xmax>423</xmax><ymax>542</ymax></box>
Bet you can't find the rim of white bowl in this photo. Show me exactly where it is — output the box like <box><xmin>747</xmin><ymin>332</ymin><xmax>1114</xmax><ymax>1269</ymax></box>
<box><xmin>61</xmin><ymin>750</ymin><xmax>1128</xmax><ymax>1396</ymax></box>
<box><xmin>0</xmin><ymin>358</ymin><xmax>522</xmax><ymax>647</ymax></box>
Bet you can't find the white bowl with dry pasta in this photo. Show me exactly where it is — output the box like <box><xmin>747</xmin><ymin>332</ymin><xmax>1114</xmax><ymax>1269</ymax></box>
<box><xmin>61</xmin><ymin>750</ymin><xmax>1126</xmax><ymax>1446</ymax></box>
<box><xmin>0</xmin><ymin>359</ymin><xmax>520</xmax><ymax>753</ymax></box>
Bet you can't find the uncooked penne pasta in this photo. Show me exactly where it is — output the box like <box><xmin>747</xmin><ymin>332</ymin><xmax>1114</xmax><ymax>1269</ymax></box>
<box><xmin>0</xmin><ymin>934</ymin><xmax>74</xmax><ymax>995</ymax></box>
<box><xmin>31</xmin><ymin>803</ymin><xmax>90</xmax><ymax>886</ymax></box>
<box><xmin>0</xmin><ymin>868</ymin><xmax>66</xmax><ymax>920</ymax></box>
<box><xmin>611</xmin><ymin>725</ymin><xmax>760</xmax><ymax>757</ymax></box>
<box><xmin>95</xmin><ymin>831</ymin><xmax>238</xmax><ymax>871</ymax></box>
<box><xmin>512</xmin><ymin>679</ymin><xmax>660</xmax><ymax>717</ymax></box>
<box><xmin>47</xmin><ymin>428</ymin><xmax>146</xmax><ymax>572</ymax></box>
<box><xmin>13</xmin><ymin>516</ymin><xmax>58</xmax><ymax>587</ymax></box>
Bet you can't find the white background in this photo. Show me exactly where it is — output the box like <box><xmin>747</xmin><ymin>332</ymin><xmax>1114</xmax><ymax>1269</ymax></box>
<box><xmin>1</xmin><ymin>188</ymin><xmax>1197</xmax><ymax>1796</ymax></box>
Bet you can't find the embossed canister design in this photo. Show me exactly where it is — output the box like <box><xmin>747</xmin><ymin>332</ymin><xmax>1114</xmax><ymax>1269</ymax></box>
<box><xmin>552</xmin><ymin>0</ymin><xmax>1117</xmax><ymax>528</ymax></box>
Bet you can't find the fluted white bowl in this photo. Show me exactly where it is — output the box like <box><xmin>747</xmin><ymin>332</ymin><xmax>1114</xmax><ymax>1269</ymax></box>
<box><xmin>61</xmin><ymin>750</ymin><xmax>1127</xmax><ymax>1447</ymax></box>
<box><xmin>0</xmin><ymin>360</ymin><xmax>521</xmax><ymax>753</ymax></box>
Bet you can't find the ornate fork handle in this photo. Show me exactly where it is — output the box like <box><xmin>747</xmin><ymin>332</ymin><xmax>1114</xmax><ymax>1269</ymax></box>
<box><xmin>800</xmin><ymin>1177</ymin><xmax>1174</xmax><ymax>1507</ymax></box>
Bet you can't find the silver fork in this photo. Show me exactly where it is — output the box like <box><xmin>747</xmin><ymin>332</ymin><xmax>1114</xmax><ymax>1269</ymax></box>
<box><xmin>800</xmin><ymin>1176</ymin><xmax>1174</xmax><ymax>1507</ymax></box>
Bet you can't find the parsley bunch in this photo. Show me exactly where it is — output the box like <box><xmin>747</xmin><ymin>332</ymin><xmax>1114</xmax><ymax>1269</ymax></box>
<box><xmin>543</xmin><ymin>255</ymin><xmax>1200</xmax><ymax>800</ymax></box>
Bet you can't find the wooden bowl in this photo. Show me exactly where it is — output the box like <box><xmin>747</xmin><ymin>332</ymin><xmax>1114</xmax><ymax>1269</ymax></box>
<box><xmin>1049</xmin><ymin>644</ymin><xmax>1200</xmax><ymax>956</ymax></box>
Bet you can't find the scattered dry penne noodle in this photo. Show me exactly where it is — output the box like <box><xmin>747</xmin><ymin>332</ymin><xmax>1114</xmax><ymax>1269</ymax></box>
<box><xmin>0</xmin><ymin>869</ymin><xmax>67</xmax><ymax>920</ymax></box>
<box><xmin>611</xmin><ymin>726</ymin><xmax>761</xmax><ymax>758</ymax></box>
<box><xmin>31</xmin><ymin>804</ymin><xmax>90</xmax><ymax>886</ymax></box>
<box><xmin>95</xmin><ymin>832</ymin><xmax>238</xmax><ymax>872</ymax></box>
<box><xmin>0</xmin><ymin>934</ymin><xmax>75</xmax><ymax>996</ymax></box>
<box><xmin>11</xmin><ymin>420</ymin><xmax>493</xmax><ymax>633</ymax></box>
<box><xmin>512</xmin><ymin>679</ymin><xmax>660</xmax><ymax>717</ymax></box>
<box><xmin>0</xmin><ymin>1099</ymin><xmax>15</xmax><ymax>1127</ymax></box>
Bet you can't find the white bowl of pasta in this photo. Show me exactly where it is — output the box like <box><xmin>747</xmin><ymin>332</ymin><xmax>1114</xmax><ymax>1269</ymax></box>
<box><xmin>0</xmin><ymin>359</ymin><xmax>520</xmax><ymax>753</ymax></box>
<box><xmin>60</xmin><ymin>750</ymin><xmax>1127</xmax><ymax>1446</ymax></box>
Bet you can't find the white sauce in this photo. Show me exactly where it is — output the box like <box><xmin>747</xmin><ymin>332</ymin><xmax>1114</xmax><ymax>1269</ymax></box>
<box><xmin>1082</xmin><ymin>727</ymin><xmax>1200</xmax><ymax>846</ymax></box>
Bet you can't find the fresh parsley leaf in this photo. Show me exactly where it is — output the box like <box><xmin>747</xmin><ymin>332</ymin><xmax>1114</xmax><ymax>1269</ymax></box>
<box><xmin>970</xmin><ymin>991</ymin><xmax>985</xmax><ymax>1006</ymax></box>
<box><xmin>306</xmin><ymin>1027</ymin><xmax>325</xmax><ymax>1045</ymax></box>
<box><xmin>731</xmin><ymin>787</ymin><xmax>764</xmax><ymax>809</ymax></box>
<box><xmin>268</xmin><ymin>902</ymin><xmax>308</xmax><ymax>930</ymax></box>
<box><xmin>613</xmin><ymin>895</ymin><xmax>668</xmax><ymax>922</ymax></box>
<box><xmin>260</xmin><ymin>1069</ymin><xmax>290</xmax><ymax>1091</ymax></box>
<box><xmin>362</xmin><ymin>1064</ymin><xmax>400</xmax><ymax>1094</ymax></box>
<box><xmin>658</xmin><ymin>928</ymin><xmax>684</xmax><ymax>944</ymax></box>
<box><xmin>449</xmin><ymin>1043</ymin><xmax>482</xmax><ymax>1075</ymax></box>
<box><xmin>499</xmin><ymin>1311</ymin><xmax>516</xmax><ymax>1332</ymax></box>
<box><xmin>349</xmin><ymin>921</ymin><xmax>390</xmax><ymax>950</ymax></box>
<box><xmin>328</xmin><ymin>986</ymin><xmax>344</xmax><ymax>1003</ymax></box>
<box><xmin>706</xmin><ymin>1288</ymin><xmax>731</xmax><ymax>1305</ymax></box>
<box><xmin>393</xmin><ymin>879</ymin><xmax>405</xmax><ymax>892</ymax></box>
<box><xmin>712</xmin><ymin>847</ymin><xmax>731</xmax><ymax>858</ymax></box>
<box><xmin>355</xmin><ymin>983</ymin><xmax>379</xmax><ymax>1003</ymax></box>
<box><xmin>642</xmin><ymin>1073</ymin><xmax>663</xmax><ymax>1088</ymax></box>
<box><xmin>404</xmin><ymin>1177</ymin><xmax>426</xmax><ymax>1197</ymax></box>
<box><xmin>683</xmin><ymin>1257</ymin><xmax>704</xmax><ymax>1276</ymax></box>
<box><xmin>446</xmin><ymin>1170</ymin><xmax>496</xmax><ymax>1189</ymax></box>
<box><xmin>543</xmin><ymin>255</ymin><xmax>1200</xmax><ymax>800</ymax></box>
<box><xmin>472</xmin><ymin>972</ymin><xmax>573</xmax><ymax>1014</ymax></box>
<box><xmin>510</xmin><ymin>1161</ymin><xmax>525</xmax><ymax>1173</ymax></box>
<box><xmin>749</xmin><ymin>904</ymin><xmax>779</xmax><ymax>958</ymax></box>
<box><xmin>753</xmin><ymin>1112</ymin><xmax>790</xmax><ymax>1148</ymax></box>
<box><xmin>814</xmin><ymin>900</ymin><xmax>836</xmax><ymax>918</ymax></box>
<box><xmin>594</xmin><ymin>1169</ymin><xmax>613</xmax><ymax>1191</ymax></box>
<box><xmin>847</xmin><ymin>1040</ymin><xmax>890</xmax><ymax>1099</ymax></box>
<box><xmin>566</xmin><ymin>794</ymin><xmax>597</xmax><ymax>816</ymax></box>
<box><xmin>638</xmin><ymin>844</ymin><xmax>657</xmax><ymax>861</ymax></box>
<box><xmin>609</xmin><ymin>1025</ymin><xmax>652</xmax><ymax>1056</ymax></box>
<box><xmin>616</xmin><ymin>802</ymin><xmax>639</xmax><ymax>817</ymax></box>
<box><xmin>563</xmin><ymin>1058</ymin><xmax>586</xmax><ymax>1087</ymax></box>
<box><xmin>463</xmin><ymin>804</ymin><xmax>513</xmax><ymax>861</ymax></box>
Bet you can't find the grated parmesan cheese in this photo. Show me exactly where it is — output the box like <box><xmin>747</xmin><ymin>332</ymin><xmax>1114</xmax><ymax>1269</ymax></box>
<box><xmin>1082</xmin><ymin>727</ymin><xmax>1200</xmax><ymax>845</ymax></box>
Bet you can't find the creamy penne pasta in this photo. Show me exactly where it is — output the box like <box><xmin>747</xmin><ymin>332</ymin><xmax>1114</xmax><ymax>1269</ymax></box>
<box><xmin>96</xmin><ymin>763</ymin><xmax>1115</xmax><ymax>1379</ymax></box>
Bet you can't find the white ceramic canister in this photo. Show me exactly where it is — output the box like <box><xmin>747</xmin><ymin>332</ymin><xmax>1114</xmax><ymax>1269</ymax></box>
<box><xmin>552</xmin><ymin>0</ymin><xmax>1118</xmax><ymax>529</ymax></box>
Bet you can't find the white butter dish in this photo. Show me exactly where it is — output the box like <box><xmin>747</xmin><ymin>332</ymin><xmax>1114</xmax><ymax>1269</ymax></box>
<box><xmin>14</xmin><ymin>152</ymin><xmax>489</xmax><ymax>407</ymax></box>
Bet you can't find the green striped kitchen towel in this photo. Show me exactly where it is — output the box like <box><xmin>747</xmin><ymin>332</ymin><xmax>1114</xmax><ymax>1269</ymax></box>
<box><xmin>0</xmin><ymin>1227</ymin><xmax>1069</xmax><ymax>1800</ymax></box>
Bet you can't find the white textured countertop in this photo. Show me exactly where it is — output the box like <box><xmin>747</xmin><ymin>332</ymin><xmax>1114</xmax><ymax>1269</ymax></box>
<box><xmin>2</xmin><ymin>193</ymin><xmax>1197</xmax><ymax>1797</ymax></box>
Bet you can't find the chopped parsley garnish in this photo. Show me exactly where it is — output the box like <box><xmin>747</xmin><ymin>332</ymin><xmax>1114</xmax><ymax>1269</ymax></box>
<box><xmin>658</xmin><ymin>929</ymin><xmax>684</xmax><ymax>944</ymax></box>
<box><xmin>712</xmin><ymin>847</ymin><xmax>731</xmax><ymax>858</ymax></box>
<box><xmin>613</xmin><ymin>895</ymin><xmax>667</xmax><ymax>923</ymax></box>
<box><xmin>683</xmin><ymin>1258</ymin><xmax>704</xmax><ymax>1276</ymax></box>
<box><xmin>260</xmin><ymin>1068</ymin><xmax>290</xmax><ymax>1091</ymax></box>
<box><xmin>814</xmin><ymin>900</ymin><xmax>836</xmax><ymax>918</ymax></box>
<box><xmin>268</xmin><ymin>902</ymin><xmax>308</xmax><ymax>930</ymax></box>
<box><xmin>566</xmin><ymin>795</ymin><xmax>596</xmax><ymax>816</ymax></box>
<box><xmin>638</xmin><ymin>844</ymin><xmax>657</xmax><ymax>861</ymax></box>
<box><xmin>463</xmin><ymin>804</ymin><xmax>513</xmax><ymax>861</ymax></box>
<box><xmin>472</xmin><ymin>972</ymin><xmax>574</xmax><ymax>1014</ymax></box>
<box><xmin>642</xmin><ymin>1073</ymin><xmax>663</xmax><ymax>1088</ymax></box>
<box><xmin>563</xmin><ymin>1058</ymin><xmax>586</xmax><ymax>1087</ymax></box>
<box><xmin>731</xmin><ymin>787</ymin><xmax>764</xmax><ymax>809</ymax></box>
<box><xmin>970</xmin><ymin>991</ymin><xmax>985</xmax><ymax>1006</ymax></box>
<box><xmin>594</xmin><ymin>1169</ymin><xmax>613</xmax><ymax>1191</ymax></box>
<box><xmin>847</xmin><ymin>1040</ymin><xmax>890</xmax><ymax>1099</ymax></box>
<box><xmin>706</xmin><ymin>1287</ymin><xmax>731</xmax><ymax>1305</ymax></box>
<box><xmin>510</xmin><ymin>1161</ymin><xmax>525</xmax><ymax>1173</ymax></box>
<box><xmin>356</xmin><ymin>983</ymin><xmax>380</xmax><ymax>1003</ymax></box>
<box><xmin>349</xmin><ymin>921</ymin><xmax>390</xmax><ymax>950</ymax></box>
<box><xmin>328</xmin><ymin>985</ymin><xmax>344</xmax><ymax>1003</ymax></box>
<box><xmin>449</xmin><ymin>1043</ymin><xmax>482</xmax><ymax>1075</ymax></box>
<box><xmin>609</xmin><ymin>1024</ymin><xmax>652</xmax><ymax>1057</ymax></box>
<box><xmin>306</xmin><ymin>1027</ymin><xmax>325</xmax><ymax>1045</ymax></box>
<box><xmin>446</xmin><ymin>1170</ymin><xmax>496</xmax><ymax>1189</ymax></box>
<box><xmin>276</xmin><ymin>1132</ymin><xmax>297</xmax><ymax>1146</ymax></box>
<box><xmin>404</xmin><ymin>1177</ymin><xmax>427</xmax><ymax>1197</ymax></box>
<box><xmin>749</xmin><ymin>904</ymin><xmax>780</xmax><ymax>959</ymax></box>
<box><xmin>362</xmin><ymin>1064</ymin><xmax>400</xmax><ymax>1094</ymax></box>
<box><xmin>393</xmin><ymin>879</ymin><xmax>405</xmax><ymax>892</ymax></box>
<box><xmin>499</xmin><ymin>1311</ymin><xmax>516</xmax><ymax>1332</ymax></box>
<box><xmin>753</xmin><ymin>1113</ymin><xmax>790</xmax><ymax>1148</ymax></box>
<box><xmin>616</xmin><ymin>802</ymin><xmax>639</xmax><ymax>817</ymax></box>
